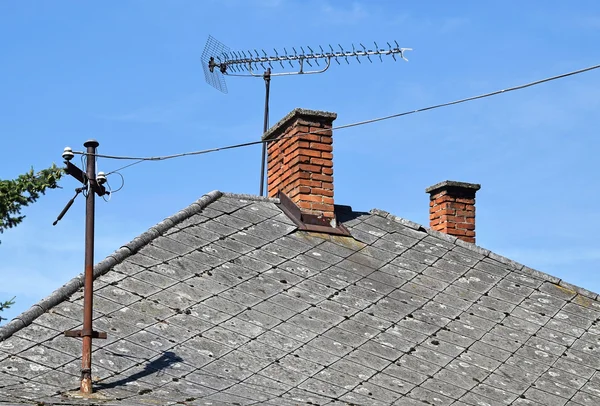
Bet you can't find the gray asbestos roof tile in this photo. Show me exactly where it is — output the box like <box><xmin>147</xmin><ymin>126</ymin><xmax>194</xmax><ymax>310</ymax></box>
<box><xmin>2</xmin><ymin>191</ymin><xmax>600</xmax><ymax>404</ymax></box>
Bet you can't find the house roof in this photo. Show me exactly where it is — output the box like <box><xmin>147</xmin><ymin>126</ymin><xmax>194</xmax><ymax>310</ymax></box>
<box><xmin>1</xmin><ymin>191</ymin><xmax>600</xmax><ymax>405</ymax></box>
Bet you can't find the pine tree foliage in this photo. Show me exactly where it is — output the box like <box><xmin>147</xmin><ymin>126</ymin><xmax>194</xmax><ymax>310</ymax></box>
<box><xmin>0</xmin><ymin>164</ymin><xmax>63</xmax><ymax>241</ymax></box>
<box><xmin>0</xmin><ymin>297</ymin><xmax>15</xmax><ymax>324</ymax></box>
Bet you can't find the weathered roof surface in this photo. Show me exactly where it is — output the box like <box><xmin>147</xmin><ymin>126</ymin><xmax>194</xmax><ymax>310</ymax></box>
<box><xmin>2</xmin><ymin>191</ymin><xmax>600</xmax><ymax>405</ymax></box>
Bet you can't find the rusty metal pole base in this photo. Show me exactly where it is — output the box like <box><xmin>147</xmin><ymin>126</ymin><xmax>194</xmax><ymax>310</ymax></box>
<box><xmin>64</xmin><ymin>388</ymin><xmax>109</xmax><ymax>400</ymax></box>
<box><xmin>81</xmin><ymin>374</ymin><xmax>93</xmax><ymax>394</ymax></box>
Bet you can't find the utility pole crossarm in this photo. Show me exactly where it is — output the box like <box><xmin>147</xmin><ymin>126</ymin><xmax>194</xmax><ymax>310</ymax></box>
<box><xmin>64</xmin><ymin>160</ymin><xmax>107</xmax><ymax>196</ymax></box>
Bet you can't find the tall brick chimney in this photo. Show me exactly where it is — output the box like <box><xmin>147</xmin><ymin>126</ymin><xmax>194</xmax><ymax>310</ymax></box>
<box><xmin>263</xmin><ymin>108</ymin><xmax>336</xmax><ymax>220</ymax></box>
<box><xmin>426</xmin><ymin>181</ymin><xmax>481</xmax><ymax>244</ymax></box>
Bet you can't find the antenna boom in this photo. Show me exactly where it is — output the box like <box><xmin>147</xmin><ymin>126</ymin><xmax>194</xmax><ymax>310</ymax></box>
<box><xmin>201</xmin><ymin>36</ymin><xmax>412</xmax><ymax>92</ymax></box>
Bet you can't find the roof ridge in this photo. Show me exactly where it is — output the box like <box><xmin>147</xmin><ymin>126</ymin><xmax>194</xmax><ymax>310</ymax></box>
<box><xmin>0</xmin><ymin>190</ymin><xmax>223</xmax><ymax>341</ymax></box>
<box><xmin>221</xmin><ymin>192</ymin><xmax>279</xmax><ymax>203</ymax></box>
<box><xmin>369</xmin><ymin>208</ymin><xmax>598</xmax><ymax>301</ymax></box>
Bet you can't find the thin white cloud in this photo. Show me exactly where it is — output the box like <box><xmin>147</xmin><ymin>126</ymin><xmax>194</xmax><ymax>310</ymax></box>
<box><xmin>100</xmin><ymin>92</ymin><xmax>207</xmax><ymax>125</ymax></box>
<box><xmin>320</xmin><ymin>1</ymin><xmax>368</xmax><ymax>25</ymax></box>
<box><xmin>254</xmin><ymin>0</ymin><xmax>282</xmax><ymax>7</ymax></box>
<box><xmin>206</xmin><ymin>0</ymin><xmax>283</xmax><ymax>8</ymax></box>
<box><xmin>439</xmin><ymin>17</ymin><xmax>469</xmax><ymax>33</ymax></box>
<box><xmin>574</xmin><ymin>15</ymin><xmax>600</xmax><ymax>30</ymax></box>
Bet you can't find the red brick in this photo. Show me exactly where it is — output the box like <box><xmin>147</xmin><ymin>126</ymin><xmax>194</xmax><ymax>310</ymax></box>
<box><xmin>310</xmin><ymin>142</ymin><xmax>333</xmax><ymax>152</ymax></box>
<box><xmin>311</xmin><ymin>202</ymin><xmax>334</xmax><ymax>212</ymax></box>
<box><xmin>312</xmin><ymin>174</ymin><xmax>333</xmax><ymax>182</ymax></box>
<box><xmin>285</xmin><ymin>155</ymin><xmax>310</xmax><ymax>167</ymax></box>
<box><xmin>299</xmin><ymin>133</ymin><xmax>321</xmax><ymax>143</ymax></box>
<box><xmin>433</xmin><ymin>214</ymin><xmax>453</xmax><ymax>223</ymax></box>
<box><xmin>430</xmin><ymin>203</ymin><xmax>450</xmax><ymax>213</ymax></box>
<box><xmin>295</xmin><ymin>125</ymin><xmax>311</xmax><ymax>135</ymax></box>
<box><xmin>299</xmin><ymin>194</ymin><xmax>326</xmax><ymax>203</ymax></box>
<box><xmin>310</xmin><ymin>129</ymin><xmax>332</xmax><ymax>142</ymax></box>
<box><xmin>434</xmin><ymin>195</ymin><xmax>456</xmax><ymax>204</ymax></box>
<box><xmin>432</xmin><ymin>223</ymin><xmax>447</xmax><ymax>231</ymax></box>
<box><xmin>298</xmin><ymin>164</ymin><xmax>322</xmax><ymax>173</ymax></box>
<box><xmin>310</xmin><ymin>158</ymin><xmax>333</xmax><ymax>167</ymax></box>
<box><xmin>287</xmin><ymin>188</ymin><xmax>300</xmax><ymax>199</ymax></box>
<box><xmin>298</xmin><ymin>148</ymin><xmax>322</xmax><ymax>158</ymax></box>
<box><xmin>455</xmin><ymin>198</ymin><xmax>475</xmax><ymax>204</ymax></box>
<box><xmin>299</xmin><ymin>179</ymin><xmax>322</xmax><ymax>188</ymax></box>
<box><xmin>297</xmin><ymin>201</ymin><xmax>312</xmax><ymax>210</ymax></box>
<box><xmin>434</xmin><ymin>208</ymin><xmax>456</xmax><ymax>217</ymax></box>
<box><xmin>311</xmin><ymin>188</ymin><xmax>334</xmax><ymax>197</ymax></box>
<box><xmin>284</xmin><ymin>140</ymin><xmax>311</xmax><ymax>155</ymax></box>
<box><xmin>449</xmin><ymin>202</ymin><xmax>466</xmax><ymax>210</ymax></box>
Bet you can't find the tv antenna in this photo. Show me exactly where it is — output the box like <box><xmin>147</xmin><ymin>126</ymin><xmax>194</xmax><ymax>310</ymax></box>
<box><xmin>201</xmin><ymin>35</ymin><xmax>412</xmax><ymax>196</ymax></box>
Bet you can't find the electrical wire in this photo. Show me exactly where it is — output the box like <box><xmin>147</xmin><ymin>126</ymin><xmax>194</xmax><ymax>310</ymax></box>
<box><xmin>105</xmin><ymin>159</ymin><xmax>145</xmax><ymax>176</ymax></box>
<box><xmin>73</xmin><ymin>62</ymin><xmax>600</xmax><ymax>164</ymax></box>
<box><xmin>101</xmin><ymin>181</ymin><xmax>112</xmax><ymax>202</ymax></box>
<box><xmin>80</xmin><ymin>154</ymin><xmax>87</xmax><ymax>172</ymax></box>
<box><xmin>107</xmin><ymin>172</ymin><xmax>125</xmax><ymax>193</ymax></box>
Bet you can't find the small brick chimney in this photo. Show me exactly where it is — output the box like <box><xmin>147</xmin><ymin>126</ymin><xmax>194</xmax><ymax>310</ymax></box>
<box><xmin>426</xmin><ymin>180</ymin><xmax>481</xmax><ymax>244</ymax></box>
<box><xmin>263</xmin><ymin>108</ymin><xmax>336</xmax><ymax>220</ymax></box>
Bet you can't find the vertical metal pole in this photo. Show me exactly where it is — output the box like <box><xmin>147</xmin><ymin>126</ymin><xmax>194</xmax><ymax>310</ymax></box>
<box><xmin>81</xmin><ymin>139</ymin><xmax>98</xmax><ymax>394</ymax></box>
<box><xmin>259</xmin><ymin>68</ymin><xmax>271</xmax><ymax>197</ymax></box>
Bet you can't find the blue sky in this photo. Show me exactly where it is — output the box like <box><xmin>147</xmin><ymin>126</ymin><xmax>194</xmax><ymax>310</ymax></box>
<box><xmin>1</xmin><ymin>1</ymin><xmax>599</xmax><ymax>322</ymax></box>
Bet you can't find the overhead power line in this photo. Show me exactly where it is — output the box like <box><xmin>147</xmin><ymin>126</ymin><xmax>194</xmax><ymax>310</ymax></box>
<box><xmin>82</xmin><ymin>62</ymin><xmax>600</xmax><ymax>174</ymax></box>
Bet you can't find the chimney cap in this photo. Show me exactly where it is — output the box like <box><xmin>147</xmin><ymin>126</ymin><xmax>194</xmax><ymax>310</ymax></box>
<box><xmin>262</xmin><ymin>108</ymin><xmax>337</xmax><ymax>141</ymax></box>
<box><xmin>425</xmin><ymin>180</ymin><xmax>481</xmax><ymax>195</ymax></box>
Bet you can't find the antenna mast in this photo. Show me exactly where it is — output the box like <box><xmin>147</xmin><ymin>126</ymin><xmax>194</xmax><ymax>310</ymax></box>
<box><xmin>201</xmin><ymin>36</ymin><xmax>412</xmax><ymax>195</ymax></box>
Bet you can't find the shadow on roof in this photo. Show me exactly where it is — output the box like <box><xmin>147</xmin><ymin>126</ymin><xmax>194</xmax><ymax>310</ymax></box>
<box><xmin>95</xmin><ymin>351</ymin><xmax>183</xmax><ymax>390</ymax></box>
<box><xmin>334</xmin><ymin>205</ymin><xmax>368</xmax><ymax>224</ymax></box>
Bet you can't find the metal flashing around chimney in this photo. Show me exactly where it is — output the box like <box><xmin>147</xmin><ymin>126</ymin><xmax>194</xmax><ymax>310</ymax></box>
<box><xmin>276</xmin><ymin>191</ymin><xmax>350</xmax><ymax>236</ymax></box>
